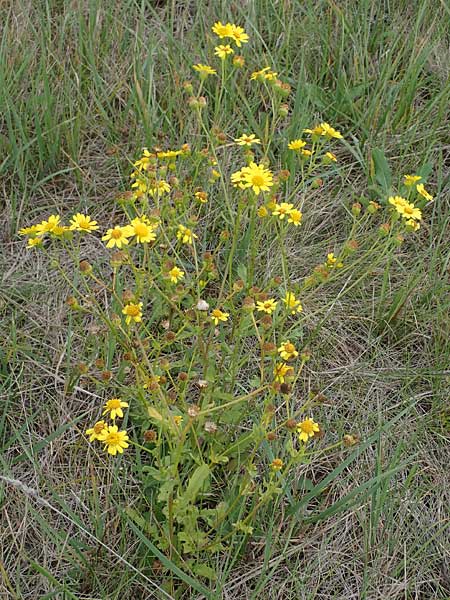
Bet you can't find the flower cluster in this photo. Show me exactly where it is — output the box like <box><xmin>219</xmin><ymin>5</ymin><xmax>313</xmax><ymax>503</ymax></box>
<box><xmin>86</xmin><ymin>398</ymin><xmax>129</xmax><ymax>455</ymax></box>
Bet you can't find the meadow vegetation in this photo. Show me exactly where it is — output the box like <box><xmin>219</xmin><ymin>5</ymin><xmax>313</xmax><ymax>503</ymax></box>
<box><xmin>0</xmin><ymin>1</ymin><xmax>449</xmax><ymax>599</ymax></box>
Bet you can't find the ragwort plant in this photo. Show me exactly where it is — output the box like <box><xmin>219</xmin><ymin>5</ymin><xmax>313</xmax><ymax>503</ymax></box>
<box><xmin>20</xmin><ymin>21</ymin><xmax>435</xmax><ymax>580</ymax></box>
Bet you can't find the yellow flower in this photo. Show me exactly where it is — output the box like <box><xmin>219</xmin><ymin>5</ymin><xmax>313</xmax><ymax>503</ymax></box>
<box><xmin>98</xmin><ymin>424</ymin><xmax>129</xmax><ymax>455</ymax></box>
<box><xmin>229</xmin><ymin>25</ymin><xmax>249</xmax><ymax>47</ymax></box>
<box><xmin>282</xmin><ymin>292</ymin><xmax>303</xmax><ymax>314</ymax></box>
<box><xmin>194</xmin><ymin>191</ymin><xmax>208</xmax><ymax>203</ymax></box>
<box><xmin>278</xmin><ymin>341</ymin><xmax>298</xmax><ymax>361</ymax></box>
<box><xmin>173</xmin><ymin>415</ymin><xmax>183</xmax><ymax>426</ymax></box>
<box><xmin>234</xmin><ymin>133</ymin><xmax>261</xmax><ymax>147</ymax></box>
<box><xmin>168</xmin><ymin>266</ymin><xmax>185</xmax><ymax>283</ymax></box>
<box><xmin>389</xmin><ymin>196</ymin><xmax>421</xmax><ymax>220</ymax></box>
<box><xmin>416</xmin><ymin>183</ymin><xmax>433</xmax><ymax>201</ymax></box>
<box><xmin>70</xmin><ymin>213</ymin><xmax>99</xmax><ymax>232</ymax></box>
<box><xmin>405</xmin><ymin>219</ymin><xmax>421</xmax><ymax>232</ymax></box>
<box><xmin>257</xmin><ymin>206</ymin><xmax>269</xmax><ymax>218</ymax></box>
<box><xmin>156</xmin><ymin>149</ymin><xmax>183</xmax><ymax>159</ymax></box>
<box><xmin>270</xmin><ymin>458</ymin><xmax>283</xmax><ymax>471</ymax></box>
<box><xmin>19</xmin><ymin>224</ymin><xmax>41</xmax><ymax>236</ymax></box>
<box><xmin>35</xmin><ymin>215</ymin><xmax>62</xmax><ymax>235</ymax></box>
<box><xmin>271</xmin><ymin>202</ymin><xmax>294</xmax><ymax>220</ymax></box>
<box><xmin>403</xmin><ymin>174</ymin><xmax>421</xmax><ymax>186</ymax></box>
<box><xmin>297</xmin><ymin>418</ymin><xmax>320</xmax><ymax>443</ymax></box>
<box><xmin>122</xmin><ymin>302</ymin><xmax>143</xmax><ymax>325</ymax></box>
<box><xmin>304</xmin><ymin>122</ymin><xmax>343</xmax><ymax>139</ymax></box>
<box><xmin>214</xmin><ymin>44</ymin><xmax>234</xmax><ymax>59</ymax></box>
<box><xmin>288</xmin><ymin>139</ymin><xmax>306</xmax><ymax>151</ymax></box>
<box><xmin>133</xmin><ymin>148</ymin><xmax>153</xmax><ymax>171</ymax></box>
<box><xmin>388</xmin><ymin>195</ymin><xmax>408</xmax><ymax>210</ymax></box>
<box><xmin>102</xmin><ymin>398</ymin><xmax>129</xmax><ymax>420</ymax></box>
<box><xmin>27</xmin><ymin>237</ymin><xmax>43</xmax><ymax>248</ymax></box>
<box><xmin>256</xmin><ymin>298</ymin><xmax>278</xmax><ymax>314</ymax></box>
<box><xmin>148</xmin><ymin>180</ymin><xmax>171</xmax><ymax>197</ymax></box>
<box><xmin>303</xmin><ymin>125</ymin><xmax>325</xmax><ymax>136</ymax></box>
<box><xmin>85</xmin><ymin>420</ymin><xmax>108</xmax><ymax>442</ymax></box>
<box><xmin>231</xmin><ymin>162</ymin><xmax>274</xmax><ymax>195</ymax></box>
<box><xmin>300</xmin><ymin>149</ymin><xmax>314</xmax><ymax>157</ymax></box>
<box><xmin>320</xmin><ymin>122</ymin><xmax>343</xmax><ymax>139</ymax></box>
<box><xmin>131</xmin><ymin>177</ymin><xmax>148</xmax><ymax>193</ymax></box>
<box><xmin>324</xmin><ymin>151</ymin><xmax>337</xmax><ymax>162</ymax></box>
<box><xmin>177</xmin><ymin>224</ymin><xmax>198</xmax><ymax>245</ymax></box>
<box><xmin>397</xmin><ymin>201</ymin><xmax>422</xmax><ymax>221</ymax></box>
<box><xmin>193</xmin><ymin>63</ymin><xmax>217</xmax><ymax>77</ymax></box>
<box><xmin>212</xmin><ymin>21</ymin><xmax>233</xmax><ymax>38</ymax></box>
<box><xmin>128</xmin><ymin>217</ymin><xmax>157</xmax><ymax>243</ymax></box>
<box><xmin>210</xmin><ymin>308</ymin><xmax>229</xmax><ymax>325</ymax></box>
<box><xmin>102</xmin><ymin>225</ymin><xmax>133</xmax><ymax>249</ymax></box>
<box><xmin>250</xmin><ymin>67</ymin><xmax>278</xmax><ymax>82</ymax></box>
<box><xmin>273</xmin><ymin>362</ymin><xmax>292</xmax><ymax>383</ymax></box>
<box><xmin>327</xmin><ymin>253</ymin><xmax>343</xmax><ymax>268</ymax></box>
<box><xmin>287</xmin><ymin>209</ymin><xmax>302</xmax><ymax>226</ymax></box>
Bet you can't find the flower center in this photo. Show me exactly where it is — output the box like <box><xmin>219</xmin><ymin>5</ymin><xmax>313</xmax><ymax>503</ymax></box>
<box><xmin>106</xmin><ymin>432</ymin><xmax>120</xmax><ymax>444</ymax></box>
<box><xmin>251</xmin><ymin>174</ymin><xmax>265</xmax><ymax>187</ymax></box>
<box><xmin>108</xmin><ymin>399</ymin><xmax>121</xmax><ymax>408</ymax></box>
<box><xmin>301</xmin><ymin>421</ymin><xmax>314</xmax><ymax>433</ymax></box>
<box><xmin>94</xmin><ymin>422</ymin><xmax>105</xmax><ymax>433</ymax></box>
<box><xmin>111</xmin><ymin>228</ymin><xmax>122</xmax><ymax>239</ymax></box>
<box><xmin>126</xmin><ymin>306</ymin><xmax>140</xmax><ymax>316</ymax></box>
<box><xmin>285</xmin><ymin>343</ymin><xmax>295</xmax><ymax>353</ymax></box>
<box><xmin>134</xmin><ymin>223</ymin><xmax>148</xmax><ymax>237</ymax></box>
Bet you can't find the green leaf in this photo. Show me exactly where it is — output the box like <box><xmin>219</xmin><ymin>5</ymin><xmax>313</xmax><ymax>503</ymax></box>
<box><xmin>184</xmin><ymin>464</ymin><xmax>210</xmax><ymax>504</ymax></box>
<box><xmin>371</xmin><ymin>147</ymin><xmax>392</xmax><ymax>193</ymax></box>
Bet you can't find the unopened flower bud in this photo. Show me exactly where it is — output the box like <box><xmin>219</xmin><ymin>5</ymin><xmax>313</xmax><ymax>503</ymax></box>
<box><xmin>352</xmin><ymin>202</ymin><xmax>362</xmax><ymax>216</ymax></box>
<box><xmin>144</xmin><ymin>429</ymin><xmax>157</xmax><ymax>442</ymax></box>
<box><xmin>286</xmin><ymin>418</ymin><xmax>297</xmax><ymax>430</ymax></box>
<box><xmin>278</xmin><ymin>103</ymin><xmax>289</xmax><ymax>117</ymax></box>
<box><xmin>267</xmin><ymin>431</ymin><xmax>277</xmax><ymax>441</ymax></box>
<box><xmin>79</xmin><ymin>260</ymin><xmax>92</xmax><ymax>274</ymax></box>
<box><xmin>232</xmin><ymin>55</ymin><xmax>245</xmax><ymax>68</ymax></box>
<box><xmin>343</xmin><ymin>434</ymin><xmax>360</xmax><ymax>447</ymax></box>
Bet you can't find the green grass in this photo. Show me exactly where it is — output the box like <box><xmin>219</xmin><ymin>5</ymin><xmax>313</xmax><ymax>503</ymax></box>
<box><xmin>1</xmin><ymin>0</ymin><xmax>449</xmax><ymax>598</ymax></box>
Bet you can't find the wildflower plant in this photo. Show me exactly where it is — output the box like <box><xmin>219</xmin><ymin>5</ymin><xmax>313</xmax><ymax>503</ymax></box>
<box><xmin>20</xmin><ymin>21</ymin><xmax>436</xmax><ymax>582</ymax></box>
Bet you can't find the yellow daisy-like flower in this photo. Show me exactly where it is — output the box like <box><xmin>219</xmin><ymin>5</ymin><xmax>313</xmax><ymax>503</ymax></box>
<box><xmin>273</xmin><ymin>362</ymin><xmax>292</xmax><ymax>383</ymax></box>
<box><xmin>102</xmin><ymin>398</ymin><xmax>129</xmax><ymax>420</ymax></box>
<box><xmin>303</xmin><ymin>125</ymin><xmax>325</xmax><ymax>136</ymax></box>
<box><xmin>288</xmin><ymin>209</ymin><xmax>302</xmax><ymax>226</ymax></box>
<box><xmin>133</xmin><ymin>148</ymin><xmax>153</xmax><ymax>171</ymax></box>
<box><xmin>156</xmin><ymin>149</ymin><xmax>183</xmax><ymax>159</ymax></box>
<box><xmin>234</xmin><ymin>133</ymin><xmax>261</xmax><ymax>147</ymax></box>
<box><xmin>210</xmin><ymin>308</ymin><xmax>229</xmax><ymax>325</ymax></box>
<box><xmin>257</xmin><ymin>206</ymin><xmax>269</xmax><ymax>218</ymax></box>
<box><xmin>405</xmin><ymin>219</ymin><xmax>421</xmax><ymax>232</ymax></box>
<box><xmin>19</xmin><ymin>224</ymin><xmax>41</xmax><ymax>236</ymax></box>
<box><xmin>27</xmin><ymin>237</ymin><xmax>43</xmax><ymax>248</ymax></box>
<box><xmin>388</xmin><ymin>195</ymin><xmax>408</xmax><ymax>210</ymax></box>
<box><xmin>128</xmin><ymin>217</ymin><xmax>157</xmax><ymax>243</ymax></box>
<box><xmin>229</xmin><ymin>24</ymin><xmax>249</xmax><ymax>47</ymax></box>
<box><xmin>98</xmin><ymin>424</ymin><xmax>129</xmax><ymax>456</ymax></box>
<box><xmin>177</xmin><ymin>224</ymin><xmax>198</xmax><ymax>245</ymax></box>
<box><xmin>403</xmin><ymin>174</ymin><xmax>422</xmax><ymax>186</ymax></box>
<box><xmin>214</xmin><ymin>44</ymin><xmax>234</xmax><ymax>59</ymax></box>
<box><xmin>324</xmin><ymin>151</ymin><xmax>337</xmax><ymax>162</ymax></box>
<box><xmin>168</xmin><ymin>266</ymin><xmax>185</xmax><ymax>284</ymax></box>
<box><xmin>35</xmin><ymin>215</ymin><xmax>62</xmax><ymax>235</ymax></box>
<box><xmin>148</xmin><ymin>180</ymin><xmax>171</xmax><ymax>197</ymax></box>
<box><xmin>397</xmin><ymin>201</ymin><xmax>422</xmax><ymax>221</ymax></box>
<box><xmin>70</xmin><ymin>213</ymin><xmax>99</xmax><ymax>232</ymax></box>
<box><xmin>300</xmin><ymin>148</ymin><xmax>314</xmax><ymax>157</ymax></box>
<box><xmin>288</xmin><ymin>139</ymin><xmax>306</xmax><ymax>151</ymax></box>
<box><xmin>194</xmin><ymin>191</ymin><xmax>208</xmax><ymax>203</ymax></box>
<box><xmin>256</xmin><ymin>298</ymin><xmax>278</xmax><ymax>314</ymax></box>
<box><xmin>102</xmin><ymin>225</ymin><xmax>133</xmax><ymax>249</ymax></box>
<box><xmin>416</xmin><ymin>183</ymin><xmax>433</xmax><ymax>201</ymax></box>
<box><xmin>278</xmin><ymin>341</ymin><xmax>298</xmax><ymax>361</ymax></box>
<box><xmin>131</xmin><ymin>177</ymin><xmax>148</xmax><ymax>194</ymax></box>
<box><xmin>85</xmin><ymin>420</ymin><xmax>108</xmax><ymax>442</ymax></box>
<box><xmin>250</xmin><ymin>67</ymin><xmax>278</xmax><ymax>82</ymax></box>
<box><xmin>231</xmin><ymin>162</ymin><xmax>274</xmax><ymax>195</ymax></box>
<box><xmin>270</xmin><ymin>458</ymin><xmax>283</xmax><ymax>471</ymax></box>
<box><xmin>282</xmin><ymin>292</ymin><xmax>303</xmax><ymax>314</ymax></box>
<box><xmin>173</xmin><ymin>415</ymin><xmax>183</xmax><ymax>426</ymax></box>
<box><xmin>319</xmin><ymin>122</ymin><xmax>343</xmax><ymax>139</ymax></box>
<box><xmin>271</xmin><ymin>202</ymin><xmax>294</xmax><ymax>220</ymax></box>
<box><xmin>327</xmin><ymin>253</ymin><xmax>343</xmax><ymax>268</ymax></box>
<box><xmin>122</xmin><ymin>302</ymin><xmax>143</xmax><ymax>325</ymax></box>
<box><xmin>212</xmin><ymin>21</ymin><xmax>233</xmax><ymax>38</ymax></box>
<box><xmin>193</xmin><ymin>63</ymin><xmax>217</xmax><ymax>77</ymax></box>
<box><xmin>297</xmin><ymin>418</ymin><xmax>320</xmax><ymax>443</ymax></box>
